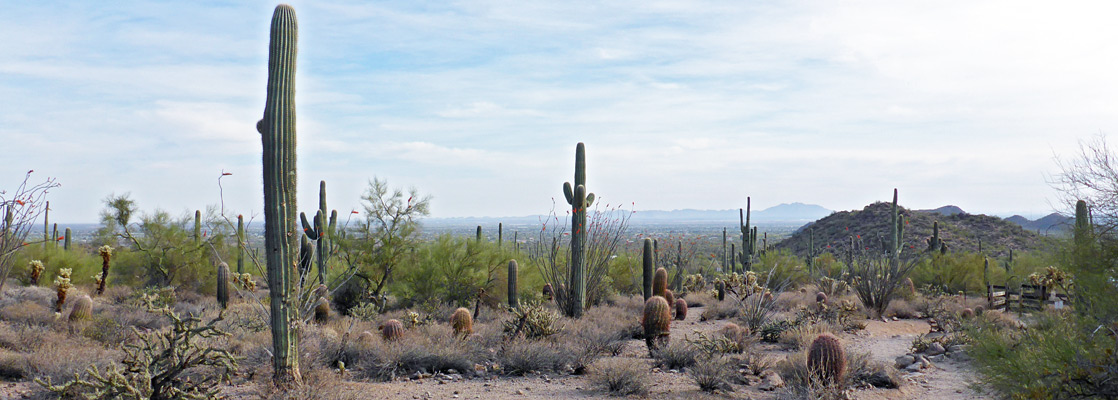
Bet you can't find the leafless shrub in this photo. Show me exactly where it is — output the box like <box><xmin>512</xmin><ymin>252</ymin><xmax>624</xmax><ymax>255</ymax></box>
<box><xmin>499</xmin><ymin>338</ymin><xmax>571</xmax><ymax>375</ymax></box>
<box><xmin>651</xmin><ymin>340</ymin><xmax>699</xmax><ymax>370</ymax></box>
<box><xmin>688</xmin><ymin>355</ymin><xmax>736</xmax><ymax>392</ymax></box>
<box><xmin>589</xmin><ymin>358</ymin><xmax>650</xmax><ymax>396</ymax></box>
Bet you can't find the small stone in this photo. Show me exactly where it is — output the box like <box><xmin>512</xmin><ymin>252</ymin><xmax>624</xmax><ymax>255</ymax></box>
<box><xmin>905</xmin><ymin>362</ymin><xmax>923</xmax><ymax>372</ymax></box>
<box><xmin>928</xmin><ymin>354</ymin><xmax>945</xmax><ymax>363</ymax></box>
<box><xmin>448</xmin><ymin>369</ymin><xmax>459</xmax><ymax>374</ymax></box>
<box><xmin>947</xmin><ymin>344</ymin><xmax>966</xmax><ymax>353</ymax></box>
<box><xmin>758</xmin><ymin>371</ymin><xmax>784</xmax><ymax>391</ymax></box>
<box><xmin>515</xmin><ymin>390</ymin><xmax>525</xmax><ymax>395</ymax></box>
<box><xmin>895</xmin><ymin>355</ymin><xmax>916</xmax><ymax>369</ymax></box>
<box><xmin>925</xmin><ymin>342</ymin><xmax>946</xmax><ymax>356</ymax></box>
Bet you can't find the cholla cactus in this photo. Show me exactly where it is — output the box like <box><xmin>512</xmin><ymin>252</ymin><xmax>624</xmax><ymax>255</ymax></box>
<box><xmin>53</xmin><ymin>268</ymin><xmax>73</xmax><ymax>313</ymax></box>
<box><xmin>28</xmin><ymin>260</ymin><xmax>44</xmax><ymax>285</ymax></box>
<box><xmin>96</xmin><ymin>245</ymin><xmax>113</xmax><ymax>295</ymax></box>
<box><xmin>682</xmin><ymin>273</ymin><xmax>706</xmax><ymax>293</ymax></box>
<box><xmin>232</xmin><ymin>273</ymin><xmax>257</xmax><ymax>291</ymax></box>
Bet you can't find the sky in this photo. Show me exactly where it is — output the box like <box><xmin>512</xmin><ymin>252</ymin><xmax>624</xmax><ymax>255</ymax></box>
<box><xmin>0</xmin><ymin>0</ymin><xmax>1112</xmax><ymax>224</ymax></box>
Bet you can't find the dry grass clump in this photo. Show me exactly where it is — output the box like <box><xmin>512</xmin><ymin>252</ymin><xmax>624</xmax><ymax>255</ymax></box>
<box><xmin>499</xmin><ymin>338</ymin><xmax>572</xmax><ymax>375</ymax></box>
<box><xmin>699</xmin><ymin>299</ymin><xmax>740</xmax><ymax>321</ymax></box>
<box><xmin>777</xmin><ymin>346</ymin><xmax>901</xmax><ymax>397</ymax></box>
<box><xmin>688</xmin><ymin>355</ymin><xmax>737</xmax><ymax>392</ymax></box>
<box><xmin>352</xmin><ymin>324</ymin><xmax>485</xmax><ymax>381</ymax></box>
<box><xmin>251</xmin><ymin>367</ymin><xmax>361</xmax><ymax>400</ymax></box>
<box><xmin>589</xmin><ymin>358</ymin><xmax>651</xmax><ymax>396</ymax></box>
<box><xmin>651</xmin><ymin>340</ymin><xmax>699</xmax><ymax>370</ymax></box>
<box><xmin>884</xmin><ymin>298</ymin><xmax>919</xmax><ymax>319</ymax></box>
<box><xmin>683</xmin><ymin>291</ymin><xmax>715</xmax><ymax>309</ymax></box>
<box><xmin>779</xmin><ymin>322</ymin><xmax>841</xmax><ymax>350</ymax></box>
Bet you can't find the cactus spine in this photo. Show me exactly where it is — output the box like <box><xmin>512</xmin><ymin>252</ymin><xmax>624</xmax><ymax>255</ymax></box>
<box><xmin>642</xmin><ymin>238</ymin><xmax>654</xmax><ymax>301</ymax></box>
<box><xmin>63</xmin><ymin>227</ymin><xmax>71</xmax><ymax>250</ymax></box>
<box><xmin>807</xmin><ymin>333</ymin><xmax>845</xmax><ymax>384</ymax></box>
<box><xmin>236</xmin><ymin>215</ymin><xmax>245</xmax><ymax>274</ymax></box>
<box><xmin>507</xmin><ymin>260</ymin><xmax>519</xmax><ymax>309</ymax></box>
<box><xmin>259</xmin><ymin>3</ymin><xmax>301</xmax><ymax>386</ymax></box>
<box><xmin>194</xmin><ymin>210</ymin><xmax>202</xmax><ymax>244</ymax></box>
<box><xmin>562</xmin><ymin>142</ymin><xmax>594</xmax><ymax>318</ymax></box>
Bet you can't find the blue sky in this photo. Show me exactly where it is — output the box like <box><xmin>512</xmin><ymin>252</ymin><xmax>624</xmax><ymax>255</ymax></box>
<box><xmin>1</xmin><ymin>1</ymin><xmax>1111</xmax><ymax>223</ymax></box>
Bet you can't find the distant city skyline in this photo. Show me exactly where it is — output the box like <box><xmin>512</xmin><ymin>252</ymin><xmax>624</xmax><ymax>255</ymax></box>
<box><xmin>3</xmin><ymin>1</ymin><xmax>1111</xmax><ymax>223</ymax></box>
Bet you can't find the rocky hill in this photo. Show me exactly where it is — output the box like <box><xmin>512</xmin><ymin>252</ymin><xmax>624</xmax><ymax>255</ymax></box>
<box><xmin>775</xmin><ymin>202</ymin><xmax>1058</xmax><ymax>260</ymax></box>
<box><xmin>1005</xmin><ymin>212</ymin><xmax>1072</xmax><ymax>234</ymax></box>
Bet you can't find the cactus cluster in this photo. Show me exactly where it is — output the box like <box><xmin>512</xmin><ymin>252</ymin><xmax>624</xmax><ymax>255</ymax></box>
<box><xmin>300</xmin><ymin>181</ymin><xmax>338</xmax><ymax>285</ymax></box>
<box><xmin>739</xmin><ymin>198</ymin><xmax>758</xmax><ymax>272</ymax></box>
<box><xmin>807</xmin><ymin>333</ymin><xmax>845</xmax><ymax>384</ymax></box>
<box><xmin>642</xmin><ymin>296</ymin><xmax>671</xmax><ymax>353</ymax></box>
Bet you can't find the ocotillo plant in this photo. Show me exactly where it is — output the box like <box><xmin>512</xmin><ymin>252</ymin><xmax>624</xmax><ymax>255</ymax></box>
<box><xmin>259</xmin><ymin>3</ymin><xmax>302</xmax><ymax>387</ymax></box>
<box><xmin>95</xmin><ymin>245</ymin><xmax>112</xmax><ymax>295</ymax></box>
<box><xmin>507</xmin><ymin>260</ymin><xmax>519</xmax><ymax>309</ymax></box>
<box><xmin>194</xmin><ymin>210</ymin><xmax>201</xmax><ymax>244</ymax></box>
<box><xmin>561</xmin><ymin>142</ymin><xmax>594</xmax><ymax>318</ymax></box>
<box><xmin>236</xmin><ymin>215</ymin><xmax>245</xmax><ymax>274</ymax></box>
<box><xmin>642</xmin><ymin>238</ymin><xmax>654</xmax><ymax>301</ymax></box>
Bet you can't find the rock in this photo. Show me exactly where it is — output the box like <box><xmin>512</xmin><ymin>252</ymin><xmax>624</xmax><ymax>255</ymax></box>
<box><xmin>448</xmin><ymin>369</ymin><xmax>459</xmax><ymax>374</ymax></box>
<box><xmin>947</xmin><ymin>344</ymin><xmax>967</xmax><ymax>353</ymax></box>
<box><xmin>758</xmin><ymin>371</ymin><xmax>784</xmax><ymax>391</ymax></box>
<box><xmin>925</xmin><ymin>342</ymin><xmax>946</xmax><ymax>356</ymax></box>
<box><xmin>928</xmin><ymin>354</ymin><xmax>945</xmax><ymax>363</ymax></box>
<box><xmin>925</xmin><ymin>332</ymin><xmax>946</xmax><ymax>340</ymax></box>
<box><xmin>918</xmin><ymin>355</ymin><xmax>934</xmax><ymax>369</ymax></box>
<box><xmin>905</xmin><ymin>362</ymin><xmax>923</xmax><ymax>372</ymax></box>
<box><xmin>866</xmin><ymin>370</ymin><xmax>899</xmax><ymax>388</ymax></box>
<box><xmin>515</xmin><ymin>390</ymin><xmax>525</xmax><ymax>395</ymax></box>
<box><xmin>895</xmin><ymin>355</ymin><xmax>916</xmax><ymax>369</ymax></box>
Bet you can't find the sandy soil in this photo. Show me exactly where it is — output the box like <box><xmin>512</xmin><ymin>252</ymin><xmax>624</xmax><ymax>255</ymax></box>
<box><xmin>0</xmin><ymin>306</ymin><xmax>987</xmax><ymax>399</ymax></box>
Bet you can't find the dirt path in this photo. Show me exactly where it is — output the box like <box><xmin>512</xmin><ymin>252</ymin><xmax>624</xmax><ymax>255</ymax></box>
<box><xmin>847</xmin><ymin>319</ymin><xmax>984</xmax><ymax>400</ymax></box>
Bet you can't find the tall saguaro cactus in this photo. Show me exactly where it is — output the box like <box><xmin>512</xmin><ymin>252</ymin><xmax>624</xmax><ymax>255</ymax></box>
<box><xmin>642</xmin><ymin>238</ymin><xmax>654</xmax><ymax>301</ymax></box>
<box><xmin>562</xmin><ymin>142</ymin><xmax>595</xmax><ymax>318</ymax></box>
<box><xmin>507</xmin><ymin>260</ymin><xmax>519</xmax><ymax>309</ymax></box>
<box><xmin>194</xmin><ymin>210</ymin><xmax>202</xmax><ymax>244</ymax></box>
<box><xmin>237</xmin><ymin>215</ymin><xmax>245</xmax><ymax>274</ymax></box>
<box><xmin>739</xmin><ymin>198</ymin><xmax>753</xmax><ymax>272</ymax></box>
<box><xmin>259</xmin><ymin>4</ymin><xmax>302</xmax><ymax>387</ymax></box>
<box><xmin>300</xmin><ymin>180</ymin><xmax>336</xmax><ymax>285</ymax></box>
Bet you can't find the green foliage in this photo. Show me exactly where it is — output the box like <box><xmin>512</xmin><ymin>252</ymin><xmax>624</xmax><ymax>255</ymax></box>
<box><xmin>502</xmin><ymin>301</ymin><xmax>564</xmax><ymax>339</ymax></box>
<box><xmin>967</xmin><ymin>311</ymin><xmax>1117</xmax><ymax>398</ymax></box>
<box><xmin>753</xmin><ymin>248</ymin><xmax>808</xmax><ymax>289</ymax></box>
<box><xmin>395</xmin><ymin>234</ymin><xmax>507</xmax><ymax>307</ymax></box>
<box><xmin>910</xmin><ymin>250</ymin><xmax>1050</xmax><ymax>294</ymax></box>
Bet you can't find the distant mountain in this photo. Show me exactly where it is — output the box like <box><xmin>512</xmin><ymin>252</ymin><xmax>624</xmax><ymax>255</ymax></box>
<box><xmin>627</xmin><ymin>203</ymin><xmax>832</xmax><ymax>224</ymax></box>
<box><xmin>1006</xmin><ymin>213</ymin><xmax>1072</xmax><ymax>234</ymax></box>
<box><xmin>423</xmin><ymin>203</ymin><xmax>833</xmax><ymax>227</ymax></box>
<box><xmin>776</xmin><ymin>201</ymin><xmax>1058</xmax><ymax>259</ymax></box>
<box><xmin>920</xmin><ymin>205</ymin><xmax>966</xmax><ymax>216</ymax></box>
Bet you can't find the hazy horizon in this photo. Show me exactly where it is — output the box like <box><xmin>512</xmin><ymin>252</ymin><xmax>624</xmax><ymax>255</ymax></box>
<box><xmin>4</xmin><ymin>1</ymin><xmax>1109</xmax><ymax>224</ymax></box>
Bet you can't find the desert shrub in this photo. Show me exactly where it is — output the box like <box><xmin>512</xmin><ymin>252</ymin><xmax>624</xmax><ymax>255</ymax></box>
<box><xmin>754</xmin><ymin>249</ymin><xmax>809</xmax><ymax>289</ymax></box>
<box><xmin>778</xmin><ymin>347</ymin><xmax>885</xmax><ymax>398</ymax></box>
<box><xmin>846</xmin><ymin>251</ymin><xmax>923</xmax><ymax>317</ymax></box>
<box><xmin>37</xmin><ymin>303</ymin><xmax>237</xmax><ymax>400</ymax></box>
<box><xmin>967</xmin><ymin>311</ymin><xmax>1117</xmax><ymax>398</ymax></box>
<box><xmin>780</xmin><ymin>322</ymin><xmax>840</xmax><ymax>350</ymax></box>
<box><xmin>498</xmin><ymin>338</ymin><xmax>571</xmax><ymax>375</ymax></box>
<box><xmin>562</xmin><ymin>312</ymin><xmax>633</xmax><ymax>371</ymax></box>
<box><xmin>589</xmin><ymin>358</ymin><xmax>650</xmax><ymax>396</ymax></box>
<box><xmin>741</xmin><ymin>345</ymin><xmax>771</xmax><ymax>376</ymax></box>
<box><xmin>353</xmin><ymin>324</ymin><xmax>483</xmax><ymax>381</ymax></box>
<box><xmin>759</xmin><ymin>319</ymin><xmax>796</xmax><ymax>343</ymax></box>
<box><xmin>651</xmin><ymin>340</ymin><xmax>699</xmax><ymax>370</ymax></box>
<box><xmin>252</xmin><ymin>367</ymin><xmax>360</xmax><ymax>400</ymax></box>
<box><xmin>688</xmin><ymin>355</ymin><xmax>736</xmax><ymax>392</ymax></box>
<box><xmin>699</xmin><ymin>299</ymin><xmax>739</xmax><ymax>321</ymax></box>
<box><xmin>22</xmin><ymin>330</ymin><xmax>118</xmax><ymax>386</ymax></box>
<box><xmin>0</xmin><ymin>300</ymin><xmax>53</xmax><ymax>326</ymax></box>
<box><xmin>0</xmin><ymin>349</ymin><xmax>24</xmax><ymax>379</ymax></box>
<box><xmin>884</xmin><ymin>298</ymin><xmax>919</xmax><ymax>319</ymax></box>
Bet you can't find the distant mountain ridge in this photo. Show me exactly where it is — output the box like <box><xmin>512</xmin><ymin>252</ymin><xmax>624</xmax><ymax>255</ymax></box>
<box><xmin>1005</xmin><ymin>213</ymin><xmax>1072</xmax><ymax>234</ymax></box>
<box><xmin>423</xmin><ymin>203</ymin><xmax>834</xmax><ymax>226</ymax></box>
<box><xmin>776</xmin><ymin>202</ymin><xmax>1058</xmax><ymax>259</ymax></box>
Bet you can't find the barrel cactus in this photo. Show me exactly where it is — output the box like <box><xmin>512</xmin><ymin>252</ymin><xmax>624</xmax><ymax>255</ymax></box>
<box><xmin>807</xmin><ymin>333</ymin><xmax>845</xmax><ymax>384</ymax></box>
<box><xmin>653</xmin><ymin>267</ymin><xmax>668</xmax><ymax>298</ymax></box>
<box><xmin>314</xmin><ymin>298</ymin><xmax>330</xmax><ymax>324</ymax></box>
<box><xmin>381</xmin><ymin>319</ymin><xmax>405</xmax><ymax>341</ymax></box>
<box><xmin>974</xmin><ymin>305</ymin><xmax>985</xmax><ymax>315</ymax></box>
<box><xmin>68</xmin><ymin>295</ymin><xmax>93</xmax><ymax>322</ymax></box>
<box><xmin>816</xmin><ymin>291</ymin><xmax>828</xmax><ymax>303</ymax></box>
<box><xmin>674</xmin><ymin>298</ymin><xmax>688</xmax><ymax>321</ymax></box>
<box><xmin>451</xmin><ymin>307</ymin><xmax>473</xmax><ymax>336</ymax></box>
<box><xmin>663</xmin><ymin>289</ymin><xmax>675</xmax><ymax>310</ymax></box>
<box><xmin>961</xmin><ymin>308</ymin><xmax>975</xmax><ymax>319</ymax></box>
<box><xmin>642</xmin><ymin>296</ymin><xmax>671</xmax><ymax>353</ymax></box>
<box><xmin>217</xmin><ymin>262</ymin><xmax>230</xmax><ymax>309</ymax></box>
<box><xmin>542</xmin><ymin>283</ymin><xmax>553</xmax><ymax>301</ymax></box>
